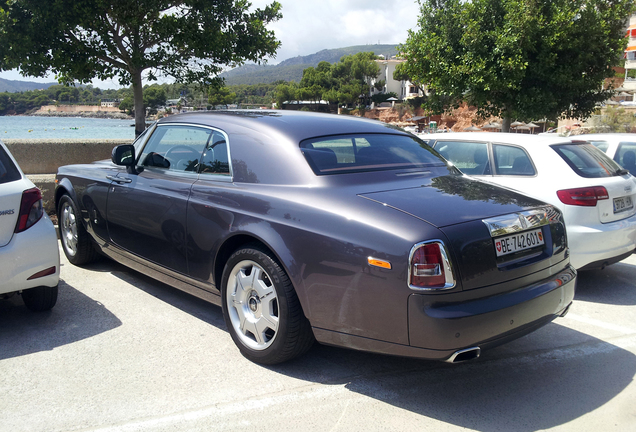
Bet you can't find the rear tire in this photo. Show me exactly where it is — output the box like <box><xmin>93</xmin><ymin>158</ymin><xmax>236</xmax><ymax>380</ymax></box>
<box><xmin>221</xmin><ymin>246</ymin><xmax>314</xmax><ymax>364</ymax></box>
<box><xmin>57</xmin><ymin>194</ymin><xmax>99</xmax><ymax>265</ymax></box>
<box><xmin>22</xmin><ymin>285</ymin><xmax>58</xmax><ymax>311</ymax></box>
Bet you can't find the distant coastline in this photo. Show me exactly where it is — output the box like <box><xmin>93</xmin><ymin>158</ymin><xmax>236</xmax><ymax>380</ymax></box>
<box><xmin>28</xmin><ymin>110</ymin><xmax>131</xmax><ymax>119</ymax></box>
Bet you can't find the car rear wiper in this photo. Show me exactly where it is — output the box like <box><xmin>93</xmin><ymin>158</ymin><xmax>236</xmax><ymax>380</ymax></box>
<box><xmin>616</xmin><ymin>168</ymin><xmax>630</xmax><ymax>176</ymax></box>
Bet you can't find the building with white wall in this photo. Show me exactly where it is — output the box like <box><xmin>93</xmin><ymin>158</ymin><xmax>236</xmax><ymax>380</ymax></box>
<box><xmin>623</xmin><ymin>14</ymin><xmax>636</xmax><ymax>90</ymax></box>
<box><xmin>372</xmin><ymin>58</ymin><xmax>426</xmax><ymax>100</ymax></box>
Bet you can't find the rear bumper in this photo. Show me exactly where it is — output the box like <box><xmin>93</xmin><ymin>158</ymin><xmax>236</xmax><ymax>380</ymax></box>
<box><xmin>567</xmin><ymin>213</ymin><xmax>636</xmax><ymax>269</ymax></box>
<box><xmin>408</xmin><ymin>265</ymin><xmax>576</xmax><ymax>353</ymax></box>
<box><xmin>313</xmin><ymin>264</ymin><xmax>576</xmax><ymax>361</ymax></box>
<box><xmin>0</xmin><ymin>214</ymin><xmax>60</xmax><ymax>295</ymax></box>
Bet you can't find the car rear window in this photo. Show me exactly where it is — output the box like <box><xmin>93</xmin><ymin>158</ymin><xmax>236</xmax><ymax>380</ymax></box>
<box><xmin>551</xmin><ymin>143</ymin><xmax>624</xmax><ymax>178</ymax></box>
<box><xmin>0</xmin><ymin>146</ymin><xmax>21</xmax><ymax>184</ymax></box>
<box><xmin>300</xmin><ymin>133</ymin><xmax>445</xmax><ymax>175</ymax></box>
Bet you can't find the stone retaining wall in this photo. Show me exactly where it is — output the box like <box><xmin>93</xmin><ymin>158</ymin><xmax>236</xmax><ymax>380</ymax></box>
<box><xmin>4</xmin><ymin>139</ymin><xmax>133</xmax><ymax>174</ymax></box>
<box><xmin>4</xmin><ymin>138</ymin><xmax>133</xmax><ymax>213</ymax></box>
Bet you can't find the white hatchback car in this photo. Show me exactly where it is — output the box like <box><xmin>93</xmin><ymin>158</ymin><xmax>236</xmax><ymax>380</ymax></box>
<box><xmin>573</xmin><ymin>133</ymin><xmax>636</xmax><ymax>177</ymax></box>
<box><xmin>424</xmin><ymin>132</ymin><xmax>636</xmax><ymax>270</ymax></box>
<box><xmin>0</xmin><ymin>140</ymin><xmax>59</xmax><ymax>310</ymax></box>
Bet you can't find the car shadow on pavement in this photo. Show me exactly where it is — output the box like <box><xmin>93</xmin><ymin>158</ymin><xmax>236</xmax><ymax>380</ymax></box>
<box><xmin>0</xmin><ymin>278</ymin><xmax>122</xmax><ymax>360</ymax></box>
<box><xmin>575</xmin><ymin>259</ymin><xmax>636</xmax><ymax>305</ymax></box>
<box><xmin>265</xmin><ymin>323</ymin><xmax>636</xmax><ymax>432</ymax></box>
<box><xmin>76</xmin><ymin>258</ymin><xmax>636</xmax><ymax>431</ymax></box>
<box><xmin>103</xmin><ymin>261</ymin><xmax>228</xmax><ymax>332</ymax></box>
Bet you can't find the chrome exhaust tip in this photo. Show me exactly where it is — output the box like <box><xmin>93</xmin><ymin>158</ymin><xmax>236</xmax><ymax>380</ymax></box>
<box><xmin>446</xmin><ymin>347</ymin><xmax>481</xmax><ymax>363</ymax></box>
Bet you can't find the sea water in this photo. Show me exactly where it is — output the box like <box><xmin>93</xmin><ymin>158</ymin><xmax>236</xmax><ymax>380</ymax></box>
<box><xmin>0</xmin><ymin>116</ymin><xmax>136</xmax><ymax>140</ymax></box>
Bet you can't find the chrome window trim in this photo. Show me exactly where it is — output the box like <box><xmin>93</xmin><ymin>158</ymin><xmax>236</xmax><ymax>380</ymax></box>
<box><xmin>482</xmin><ymin>207</ymin><xmax>550</xmax><ymax>238</ymax></box>
<box><xmin>137</xmin><ymin>123</ymin><xmax>233</xmax><ymax>180</ymax></box>
<box><xmin>408</xmin><ymin>239</ymin><xmax>456</xmax><ymax>291</ymax></box>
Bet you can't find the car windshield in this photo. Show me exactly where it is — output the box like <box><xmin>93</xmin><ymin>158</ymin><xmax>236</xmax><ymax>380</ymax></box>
<box><xmin>0</xmin><ymin>146</ymin><xmax>21</xmax><ymax>184</ymax></box>
<box><xmin>551</xmin><ymin>143</ymin><xmax>624</xmax><ymax>178</ymax></box>
<box><xmin>300</xmin><ymin>133</ymin><xmax>446</xmax><ymax>175</ymax></box>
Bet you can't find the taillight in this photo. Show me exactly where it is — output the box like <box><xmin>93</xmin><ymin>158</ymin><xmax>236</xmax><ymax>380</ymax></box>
<box><xmin>409</xmin><ymin>241</ymin><xmax>455</xmax><ymax>290</ymax></box>
<box><xmin>556</xmin><ymin>186</ymin><xmax>609</xmax><ymax>207</ymax></box>
<box><xmin>15</xmin><ymin>187</ymin><xmax>44</xmax><ymax>233</ymax></box>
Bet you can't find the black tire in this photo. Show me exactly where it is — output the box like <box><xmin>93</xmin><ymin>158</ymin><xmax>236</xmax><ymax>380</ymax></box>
<box><xmin>221</xmin><ymin>246</ymin><xmax>314</xmax><ymax>364</ymax></box>
<box><xmin>22</xmin><ymin>285</ymin><xmax>58</xmax><ymax>311</ymax></box>
<box><xmin>57</xmin><ymin>194</ymin><xmax>99</xmax><ymax>265</ymax></box>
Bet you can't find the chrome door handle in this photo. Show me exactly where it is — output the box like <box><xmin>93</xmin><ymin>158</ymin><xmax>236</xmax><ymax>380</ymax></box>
<box><xmin>106</xmin><ymin>175</ymin><xmax>132</xmax><ymax>184</ymax></box>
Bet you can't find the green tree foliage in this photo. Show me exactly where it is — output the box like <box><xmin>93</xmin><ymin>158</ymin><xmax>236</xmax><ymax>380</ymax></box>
<box><xmin>400</xmin><ymin>0</ymin><xmax>635</xmax><ymax>131</ymax></box>
<box><xmin>208</xmin><ymin>85</ymin><xmax>237</xmax><ymax>108</ymax></box>
<box><xmin>143</xmin><ymin>85</ymin><xmax>167</xmax><ymax>114</ymax></box>
<box><xmin>274</xmin><ymin>82</ymin><xmax>298</xmax><ymax>109</ymax></box>
<box><xmin>281</xmin><ymin>52</ymin><xmax>380</xmax><ymax>109</ymax></box>
<box><xmin>0</xmin><ymin>0</ymin><xmax>282</xmax><ymax>135</ymax></box>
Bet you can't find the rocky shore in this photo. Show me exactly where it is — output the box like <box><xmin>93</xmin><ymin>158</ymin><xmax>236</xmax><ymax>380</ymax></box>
<box><xmin>29</xmin><ymin>110</ymin><xmax>132</xmax><ymax>119</ymax></box>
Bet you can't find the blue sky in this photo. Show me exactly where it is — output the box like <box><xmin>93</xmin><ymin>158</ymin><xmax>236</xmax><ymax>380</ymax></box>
<box><xmin>0</xmin><ymin>0</ymin><xmax>421</xmax><ymax>89</ymax></box>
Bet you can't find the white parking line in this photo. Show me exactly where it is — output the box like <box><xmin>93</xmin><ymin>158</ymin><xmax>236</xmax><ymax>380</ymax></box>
<box><xmin>78</xmin><ymin>333</ymin><xmax>636</xmax><ymax>432</ymax></box>
<box><xmin>564</xmin><ymin>313</ymin><xmax>636</xmax><ymax>335</ymax></box>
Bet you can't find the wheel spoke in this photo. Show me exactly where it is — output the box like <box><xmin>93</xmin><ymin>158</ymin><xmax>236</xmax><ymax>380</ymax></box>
<box><xmin>261</xmin><ymin>298</ymin><xmax>279</xmax><ymax>329</ymax></box>
<box><xmin>243</xmin><ymin>319</ymin><xmax>264</xmax><ymax>344</ymax></box>
<box><xmin>237</xmin><ymin>268</ymin><xmax>253</xmax><ymax>292</ymax></box>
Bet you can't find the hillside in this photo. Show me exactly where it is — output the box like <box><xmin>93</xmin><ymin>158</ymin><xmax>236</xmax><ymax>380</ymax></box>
<box><xmin>0</xmin><ymin>77</ymin><xmax>58</xmax><ymax>92</ymax></box>
<box><xmin>222</xmin><ymin>44</ymin><xmax>399</xmax><ymax>85</ymax></box>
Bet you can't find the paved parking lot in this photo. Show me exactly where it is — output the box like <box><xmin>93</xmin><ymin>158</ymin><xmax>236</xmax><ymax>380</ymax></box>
<box><xmin>1</xmin><ymin>244</ymin><xmax>635</xmax><ymax>432</ymax></box>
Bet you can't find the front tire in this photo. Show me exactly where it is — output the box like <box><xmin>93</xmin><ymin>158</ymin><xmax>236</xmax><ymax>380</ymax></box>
<box><xmin>221</xmin><ymin>247</ymin><xmax>314</xmax><ymax>364</ymax></box>
<box><xmin>57</xmin><ymin>194</ymin><xmax>99</xmax><ymax>265</ymax></box>
<box><xmin>22</xmin><ymin>285</ymin><xmax>58</xmax><ymax>311</ymax></box>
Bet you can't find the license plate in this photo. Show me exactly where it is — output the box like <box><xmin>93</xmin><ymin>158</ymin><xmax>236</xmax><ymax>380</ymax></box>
<box><xmin>494</xmin><ymin>228</ymin><xmax>545</xmax><ymax>257</ymax></box>
<box><xmin>613</xmin><ymin>195</ymin><xmax>633</xmax><ymax>213</ymax></box>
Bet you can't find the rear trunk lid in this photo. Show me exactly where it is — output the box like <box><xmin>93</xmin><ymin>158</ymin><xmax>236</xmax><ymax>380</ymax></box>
<box><xmin>358</xmin><ymin>174</ymin><xmax>546</xmax><ymax>228</ymax></box>
<box><xmin>359</xmin><ymin>175</ymin><xmax>569</xmax><ymax>290</ymax></box>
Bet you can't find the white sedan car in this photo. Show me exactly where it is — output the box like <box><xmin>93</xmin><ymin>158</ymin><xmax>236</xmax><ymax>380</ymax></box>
<box><xmin>573</xmin><ymin>133</ymin><xmax>636</xmax><ymax>177</ymax></box>
<box><xmin>424</xmin><ymin>132</ymin><xmax>636</xmax><ymax>270</ymax></box>
<box><xmin>0</xmin><ymin>140</ymin><xmax>59</xmax><ymax>310</ymax></box>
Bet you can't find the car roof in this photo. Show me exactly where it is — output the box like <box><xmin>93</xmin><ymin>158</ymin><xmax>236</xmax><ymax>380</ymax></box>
<box><xmin>422</xmin><ymin>132</ymin><xmax>572</xmax><ymax>147</ymax></box>
<box><xmin>569</xmin><ymin>133</ymin><xmax>636</xmax><ymax>142</ymax></box>
<box><xmin>158</xmin><ymin>110</ymin><xmax>405</xmax><ymax>143</ymax></box>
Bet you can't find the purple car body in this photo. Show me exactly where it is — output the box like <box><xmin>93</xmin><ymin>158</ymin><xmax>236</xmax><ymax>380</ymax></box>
<box><xmin>55</xmin><ymin>110</ymin><xmax>575</xmax><ymax>364</ymax></box>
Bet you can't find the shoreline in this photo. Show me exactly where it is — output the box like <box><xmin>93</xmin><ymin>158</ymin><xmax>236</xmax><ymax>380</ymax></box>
<box><xmin>27</xmin><ymin>111</ymin><xmax>132</xmax><ymax>120</ymax></box>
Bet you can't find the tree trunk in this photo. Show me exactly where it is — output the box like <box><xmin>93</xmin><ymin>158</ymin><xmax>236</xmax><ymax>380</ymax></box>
<box><xmin>501</xmin><ymin>117</ymin><xmax>511</xmax><ymax>133</ymax></box>
<box><xmin>132</xmin><ymin>70</ymin><xmax>145</xmax><ymax>137</ymax></box>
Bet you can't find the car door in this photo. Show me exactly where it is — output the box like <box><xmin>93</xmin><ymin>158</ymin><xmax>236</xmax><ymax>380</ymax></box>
<box><xmin>106</xmin><ymin>124</ymin><xmax>211</xmax><ymax>275</ymax></box>
<box><xmin>185</xmin><ymin>129</ymin><xmax>236</xmax><ymax>285</ymax></box>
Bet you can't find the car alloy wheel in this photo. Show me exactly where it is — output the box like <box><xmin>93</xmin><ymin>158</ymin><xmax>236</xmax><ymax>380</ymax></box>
<box><xmin>226</xmin><ymin>259</ymin><xmax>279</xmax><ymax>350</ymax></box>
<box><xmin>57</xmin><ymin>194</ymin><xmax>99</xmax><ymax>265</ymax></box>
<box><xmin>59</xmin><ymin>200</ymin><xmax>78</xmax><ymax>257</ymax></box>
<box><xmin>221</xmin><ymin>247</ymin><xmax>314</xmax><ymax>364</ymax></box>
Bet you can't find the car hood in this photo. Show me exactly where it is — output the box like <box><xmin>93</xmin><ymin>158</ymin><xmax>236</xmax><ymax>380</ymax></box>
<box><xmin>358</xmin><ymin>175</ymin><xmax>546</xmax><ymax>228</ymax></box>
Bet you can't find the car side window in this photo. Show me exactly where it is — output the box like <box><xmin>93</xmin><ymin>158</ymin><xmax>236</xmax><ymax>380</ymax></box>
<box><xmin>433</xmin><ymin>141</ymin><xmax>491</xmax><ymax>175</ymax></box>
<box><xmin>199</xmin><ymin>131</ymin><xmax>231</xmax><ymax>176</ymax></box>
<box><xmin>139</xmin><ymin>125</ymin><xmax>211</xmax><ymax>173</ymax></box>
<box><xmin>493</xmin><ymin>144</ymin><xmax>535</xmax><ymax>176</ymax></box>
<box><xmin>615</xmin><ymin>142</ymin><xmax>636</xmax><ymax>176</ymax></box>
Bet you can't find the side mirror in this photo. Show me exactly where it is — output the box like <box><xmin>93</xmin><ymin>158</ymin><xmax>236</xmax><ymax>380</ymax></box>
<box><xmin>112</xmin><ymin>145</ymin><xmax>135</xmax><ymax>166</ymax></box>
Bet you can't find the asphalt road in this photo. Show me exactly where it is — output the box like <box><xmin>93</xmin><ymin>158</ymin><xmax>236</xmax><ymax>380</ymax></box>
<box><xmin>1</xmin><ymin>244</ymin><xmax>635</xmax><ymax>432</ymax></box>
